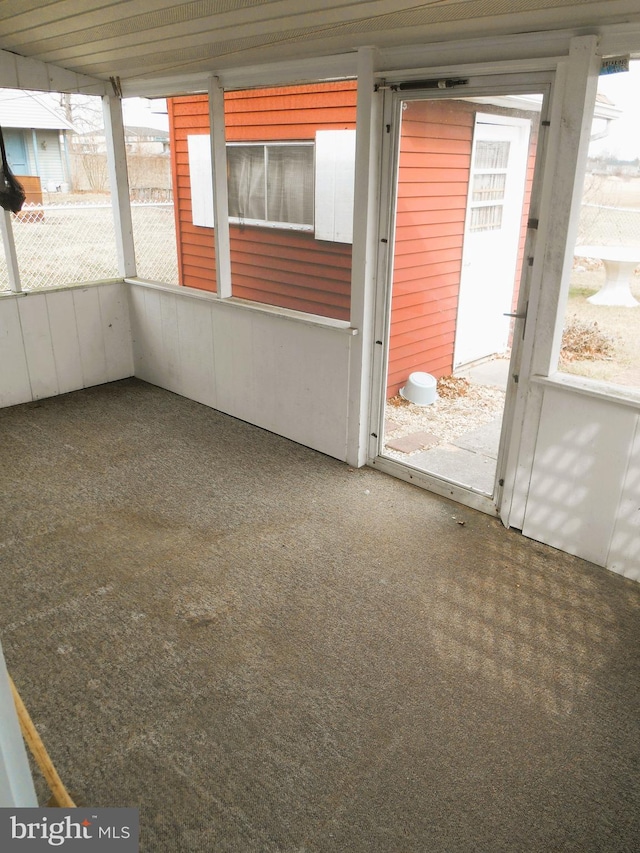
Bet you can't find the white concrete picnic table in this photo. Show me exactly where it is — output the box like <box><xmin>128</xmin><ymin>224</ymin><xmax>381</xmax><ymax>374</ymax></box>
<box><xmin>574</xmin><ymin>245</ymin><xmax>640</xmax><ymax>307</ymax></box>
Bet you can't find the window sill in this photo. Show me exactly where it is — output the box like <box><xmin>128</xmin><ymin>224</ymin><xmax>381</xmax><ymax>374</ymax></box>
<box><xmin>229</xmin><ymin>218</ymin><xmax>314</xmax><ymax>234</ymax></box>
<box><xmin>0</xmin><ymin>279</ymin><xmax>124</xmax><ymax>298</ymax></box>
<box><xmin>531</xmin><ymin>372</ymin><xmax>640</xmax><ymax>411</ymax></box>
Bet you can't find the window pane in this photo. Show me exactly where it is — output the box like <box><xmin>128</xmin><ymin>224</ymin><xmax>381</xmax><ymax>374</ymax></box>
<box><xmin>124</xmin><ymin>97</ymin><xmax>178</xmax><ymax>284</ymax></box>
<box><xmin>559</xmin><ymin>60</ymin><xmax>640</xmax><ymax>390</ymax></box>
<box><xmin>1</xmin><ymin>89</ymin><xmax>119</xmax><ymax>290</ymax></box>
<box><xmin>266</xmin><ymin>145</ymin><xmax>314</xmax><ymax>225</ymax></box>
<box><xmin>227</xmin><ymin>146</ymin><xmax>266</xmax><ymax>221</ymax></box>
<box><xmin>474</xmin><ymin>140</ymin><xmax>510</xmax><ymax>169</ymax></box>
<box><xmin>469</xmin><ymin>204</ymin><xmax>503</xmax><ymax>231</ymax></box>
<box><xmin>472</xmin><ymin>172</ymin><xmax>506</xmax><ymax>201</ymax></box>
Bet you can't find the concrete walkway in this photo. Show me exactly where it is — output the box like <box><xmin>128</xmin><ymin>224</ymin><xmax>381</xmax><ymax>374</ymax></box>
<box><xmin>400</xmin><ymin>358</ymin><xmax>510</xmax><ymax>493</ymax></box>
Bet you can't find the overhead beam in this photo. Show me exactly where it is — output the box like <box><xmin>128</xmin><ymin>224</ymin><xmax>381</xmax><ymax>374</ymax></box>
<box><xmin>0</xmin><ymin>48</ymin><xmax>108</xmax><ymax>95</ymax></box>
<box><xmin>122</xmin><ymin>52</ymin><xmax>359</xmax><ymax>100</ymax></box>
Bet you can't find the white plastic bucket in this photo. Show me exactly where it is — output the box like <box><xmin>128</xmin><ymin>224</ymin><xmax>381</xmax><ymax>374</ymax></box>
<box><xmin>399</xmin><ymin>372</ymin><xmax>438</xmax><ymax>406</ymax></box>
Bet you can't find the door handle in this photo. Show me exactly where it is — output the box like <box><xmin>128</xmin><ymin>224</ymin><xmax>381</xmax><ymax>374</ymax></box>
<box><xmin>504</xmin><ymin>306</ymin><xmax>528</xmax><ymax>339</ymax></box>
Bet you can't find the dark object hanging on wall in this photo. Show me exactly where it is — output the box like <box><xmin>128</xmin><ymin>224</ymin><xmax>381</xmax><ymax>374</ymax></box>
<box><xmin>0</xmin><ymin>125</ymin><xmax>27</xmax><ymax>213</ymax></box>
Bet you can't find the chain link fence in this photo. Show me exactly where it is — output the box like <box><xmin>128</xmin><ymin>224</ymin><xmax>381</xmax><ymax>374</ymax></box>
<box><xmin>0</xmin><ymin>201</ymin><xmax>178</xmax><ymax>292</ymax></box>
<box><xmin>576</xmin><ymin>203</ymin><xmax>640</xmax><ymax>248</ymax></box>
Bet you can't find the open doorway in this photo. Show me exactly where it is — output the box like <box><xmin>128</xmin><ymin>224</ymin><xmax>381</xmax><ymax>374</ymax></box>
<box><xmin>373</xmin><ymin>84</ymin><xmax>546</xmax><ymax>510</ymax></box>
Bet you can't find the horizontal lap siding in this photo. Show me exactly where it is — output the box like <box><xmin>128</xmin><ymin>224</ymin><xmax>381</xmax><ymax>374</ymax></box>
<box><xmin>169</xmin><ymin>84</ymin><xmax>356</xmax><ymax>318</ymax></box>
<box><xmin>387</xmin><ymin>100</ymin><xmax>473</xmax><ymax>397</ymax></box>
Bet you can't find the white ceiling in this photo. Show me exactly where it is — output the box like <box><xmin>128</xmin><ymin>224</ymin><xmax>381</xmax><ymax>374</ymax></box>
<box><xmin>1</xmin><ymin>0</ymin><xmax>639</xmax><ymax>92</ymax></box>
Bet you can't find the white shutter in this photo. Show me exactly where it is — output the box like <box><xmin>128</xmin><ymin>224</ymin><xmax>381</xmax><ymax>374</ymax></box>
<box><xmin>187</xmin><ymin>134</ymin><xmax>214</xmax><ymax>228</ymax></box>
<box><xmin>314</xmin><ymin>129</ymin><xmax>355</xmax><ymax>244</ymax></box>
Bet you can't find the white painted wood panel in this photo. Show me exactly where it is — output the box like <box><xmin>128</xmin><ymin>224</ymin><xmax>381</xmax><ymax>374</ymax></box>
<box><xmin>127</xmin><ymin>284</ymin><xmax>154</xmax><ymax>381</ymax></box>
<box><xmin>175</xmin><ymin>296</ymin><xmax>216</xmax><ymax>408</ymax></box>
<box><xmin>0</xmin><ymin>297</ymin><xmax>31</xmax><ymax>406</ymax></box>
<box><xmin>522</xmin><ymin>386</ymin><xmax>637</xmax><ymax>569</ymax></box>
<box><xmin>1</xmin><ymin>284</ymin><xmax>133</xmax><ymax>410</ymax></box>
<box><xmin>129</xmin><ymin>288</ymin><xmax>164</xmax><ymax>387</ymax></box>
<box><xmin>46</xmin><ymin>289</ymin><xmax>84</xmax><ymax>394</ymax></box>
<box><xmin>98</xmin><ymin>283</ymin><xmax>134</xmax><ymax>380</ymax></box>
<box><xmin>607</xmin><ymin>417</ymin><xmax>640</xmax><ymax>582</ymax></box>
<box><xmin>211</xmin><ymin>306</ymin><xmax>255</xmax><ymax>418</ymax></box>
<box><xmin>159</xmin><ymin>292</ymin><xmax>181</xmax><ymax>393</ymax></box>
<box><xmin>128</xmin><ymin>283</ymin><xmax>352</xmax><ymax>461</ymax></box>
<box><xmin>140</xmin><ymin>288</ymin><xmax>165</xmax><ymax>387</ymax></box>
<box><xmin>73</xmin><ymin>287</ymin><xmax>109</xmax><ymax>388</ymax></box>
<box><xmin>17</xmin><ymin>293</ymin><xmax>58</xmax><ymax>400</ymax></box>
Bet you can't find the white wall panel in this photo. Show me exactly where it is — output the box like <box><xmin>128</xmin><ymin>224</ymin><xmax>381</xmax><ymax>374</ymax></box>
<box><xmin>607</xmin><ymin>418</ymin><xmax>640</xmax><ymax>581</ymax></box>
<box><xmin>175</xmin><ymin>296</ymin><xmax>216</xmax><ymax>408</ymax></box>
<box><xmin>98</xmin><ymin>283</ymin><xmax>134</xmax><ymax>380</ymax></box>
<box><xmin>522</xmin><ymin>385</ymin><xmax>639</xmax><ymax>573</ymax></box>
<box><xmin>159</xmin><ymin>292</ymin><xmax>181</xmax><ymax>393</ymax></box>
<box><xmin>17</xmin><ymin>293</ymin><xmax>58</xmax><ymax>401</ymax></box>
<box><xmin>0</xmin><ymin>298</ymin><xmax>31</xmax><ymax>406</ymax></box>
<box><xmin>211</xmin><ymin>306</ymin><xmax>255</xmax><ymax>418</ymax></box>
<box><xmin>127</xmin><ymin>285</ymin><xmax>154</xmax><ymax>382</ymax></box>
<box><xmin>139</xmin><ymin>287</ymin><xmax>165</xmax><ymax>387</ymax></box>
<box><xmin>46</xmin><ymin>289</ymin><xmax>83</xmax><ymax>394</ymax></box>
<box><xmin>0</xmin><ymin>283</ymin><xmax>133</xmax><ymax>409</ymax></box>
<box><xmin>73</xmin><ymin>287</ymin><xmax>109</xmax><ymax>388</ymax></box>
<box><xmin>129</xmin><ymin>283</ymin><xmax>352</xmax><ymax>461</ymax></box>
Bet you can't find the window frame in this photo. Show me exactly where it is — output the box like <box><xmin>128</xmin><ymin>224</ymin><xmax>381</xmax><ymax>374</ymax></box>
<box><xmin>552</xmin><ymin>56</ymin><xmax>640</xmax><ymax>399</ymax></box>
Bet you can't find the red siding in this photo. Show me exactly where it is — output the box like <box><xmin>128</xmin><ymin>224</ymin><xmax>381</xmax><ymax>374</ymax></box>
<box><xmin>387</xmin><ymin>100</ymin><xmax>473</xmax><ymax>397</ymax></box>
<box><xmin>169</xmin><ymin>83</ymin><xmax>357</xmax><ymax>317</ymax></box>
<box><xmin>386</xmin><ymin>101</ymin><xmax>538</xmax><ymax>398</ymax></box>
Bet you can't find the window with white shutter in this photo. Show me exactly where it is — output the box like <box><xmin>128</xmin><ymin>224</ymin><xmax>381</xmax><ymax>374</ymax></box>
<box><xmin>187</xmin><ymin>132</ymin><xmax>356</xmax><ymax>244</ymax></box>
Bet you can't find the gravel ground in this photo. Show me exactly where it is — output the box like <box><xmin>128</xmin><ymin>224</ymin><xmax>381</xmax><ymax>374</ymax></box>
<box><xmin>383</xmin><ymin>381</ymin><xmax>506</xmax><ymax>459</ymax></box>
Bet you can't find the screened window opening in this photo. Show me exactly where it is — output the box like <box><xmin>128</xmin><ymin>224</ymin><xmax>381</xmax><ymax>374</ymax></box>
<box><xmin>227</xmin><ymin>143</ymin><xmax>314</xmax><ymax>229</ymax></box>
<box><xmin>174</xmin><ymin>80</ymin><xmax>357</xmax><ymax>318</ymax></box>
<box><xmin>559</xmin><ymin>59</ymin><xmax>640</xmax><ymax>391</ymax></box>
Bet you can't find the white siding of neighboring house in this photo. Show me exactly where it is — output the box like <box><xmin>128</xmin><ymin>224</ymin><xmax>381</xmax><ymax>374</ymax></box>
<box><xmin>29</xmin><ymin>129</ymin><xmax>67</xmax><ymax>187</ymax></box>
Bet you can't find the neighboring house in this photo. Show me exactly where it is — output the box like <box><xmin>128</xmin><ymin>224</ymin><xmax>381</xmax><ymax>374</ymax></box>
<box><xmin>71</xmin><ymin>125</ymin><xmax>169</xmax><ymax>155</ymax></box>
<box><xmin>71</xmin><ymin>124</ymin><xmax>171</xmax><ymax>197</ymax></box>
<box><xmin>169</xmin><ymin>84</ymin><xmax>539</xmax><ymax>395</ymax></box>
<box><xmin>124</xmin><ymin>126</ymin><xmax>169</xmax><ymax>155</ymax></box>
<box><xmin>0</xmin><ymin>89</ymin><xmax>74</xmax><ymax>191</ymax></box>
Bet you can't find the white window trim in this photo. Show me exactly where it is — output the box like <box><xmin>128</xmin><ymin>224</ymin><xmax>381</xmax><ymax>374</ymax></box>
<box><xmin>229</xmin><ymin>217</ymin><xmax>314</xmax><ymax>233</ymax></box>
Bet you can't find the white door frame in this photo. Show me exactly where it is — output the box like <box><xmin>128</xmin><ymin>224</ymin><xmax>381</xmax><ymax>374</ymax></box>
<box><xmin>368</xmin><ymin>72</ymin><xmax>553</xmax><ymax>517</ymax></box>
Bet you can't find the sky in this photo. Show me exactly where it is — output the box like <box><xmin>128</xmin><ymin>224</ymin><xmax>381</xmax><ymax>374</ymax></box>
<box><xmin>590</xmin><ymin>59</ymin><xmax>640</xmax><ymax>161</ymax></box>
<box><xmin>122</xmin><ymin>97</ymin><xmax>169</xmax><ymax>132</ymax></box>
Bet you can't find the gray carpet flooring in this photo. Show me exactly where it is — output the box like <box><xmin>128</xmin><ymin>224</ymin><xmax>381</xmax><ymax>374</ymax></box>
<box><xmin>1</xmin><ymin>378</ymin><xmax>638</xmax><ymax>852</ymax></box>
